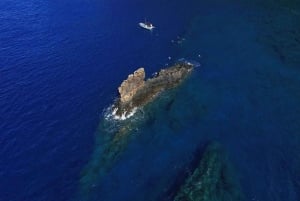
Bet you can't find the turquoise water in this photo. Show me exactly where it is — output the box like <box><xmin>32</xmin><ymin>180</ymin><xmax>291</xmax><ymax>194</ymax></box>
<box><xmin>1</xmin><ymin>0</ymin><xmax>300</xmax><ymax>201</ymax></box>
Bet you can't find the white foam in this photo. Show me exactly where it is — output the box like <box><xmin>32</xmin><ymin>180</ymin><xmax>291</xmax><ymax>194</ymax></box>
<box><xmin>104</xmin><ymin>105</ymin><xmax>138</xmax><ymax>121</ymax></box>
<box><xmin>113</xmin><ymin>107</ymin><xmax>137</xmax><ymax>120</ymax></box>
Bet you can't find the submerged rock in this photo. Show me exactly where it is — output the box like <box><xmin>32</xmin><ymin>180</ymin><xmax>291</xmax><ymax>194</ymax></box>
<box><xmin>174</xmin><ymin>142</ymin><xmax>244</xmax><ymax>201</ymax></box>
<box><xmin>114</xmin><ymin>62</ymin><xmax>193</xmax><ymax>118</ymax></box>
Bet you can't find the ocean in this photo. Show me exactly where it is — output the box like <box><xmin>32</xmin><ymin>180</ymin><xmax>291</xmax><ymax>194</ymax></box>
<box><xmin>0</xmin><ymin>0</ymin><xmax>300</xmax><ymax>201</ymax></box>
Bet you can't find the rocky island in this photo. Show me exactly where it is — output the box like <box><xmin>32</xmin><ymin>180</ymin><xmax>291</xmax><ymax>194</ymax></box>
<box><xmin>79</xmin><ymin>62</ymin><xmax>194</xmax><ymax>196</ymax></box>
<box><xmin>113</xmin><ymin>62</ymin><xmax>194</xmax><ymax>119</ymax></box>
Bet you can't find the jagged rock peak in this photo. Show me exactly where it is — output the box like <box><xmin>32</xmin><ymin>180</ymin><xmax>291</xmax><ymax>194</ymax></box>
<box><xmin>118</xmin><ymin>68</ymin><xmax>145</xmax><ymax>103</ymax></box>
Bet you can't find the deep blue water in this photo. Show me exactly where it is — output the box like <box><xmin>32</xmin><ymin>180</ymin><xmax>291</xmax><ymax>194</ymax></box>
<box><xmin>1</xmin><ymin>0</ymin><xmax>300</xmax><ymax>201</ymax></box>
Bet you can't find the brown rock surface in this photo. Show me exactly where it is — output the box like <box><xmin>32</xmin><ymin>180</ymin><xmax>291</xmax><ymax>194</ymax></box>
<box><xmin>114</xmin><ymin>62</ymin><xmax>194</xmax><ymax>118</ymax></box>
<box><xmin>118</xmin><ymin>68</ymin><xmax>145</xmax><ymax>103</ymax></box>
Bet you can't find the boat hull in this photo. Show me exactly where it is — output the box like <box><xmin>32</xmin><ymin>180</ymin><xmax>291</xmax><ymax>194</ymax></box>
<box><xmin>139</xmin><ymin>22</ymin><xmax>155</xmax><ymax>30</ymax></box>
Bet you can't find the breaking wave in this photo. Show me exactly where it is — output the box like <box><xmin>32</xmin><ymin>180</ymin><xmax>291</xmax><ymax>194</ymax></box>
<box><xmin>104</xmin><ymin>105</ymin><xmax>137</xmax><ymax>121</ymax></box>
<box><xmin>103</xmin><ymin>103</ymin><xmax>145</xmax><ymax>122</ymax></box>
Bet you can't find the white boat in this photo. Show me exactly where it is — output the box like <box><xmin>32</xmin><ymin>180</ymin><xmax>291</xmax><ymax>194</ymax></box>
<box><xmin>139</xmin><ymin>22</ymin><xmax>155</xmax><ymax>31</ymax></box>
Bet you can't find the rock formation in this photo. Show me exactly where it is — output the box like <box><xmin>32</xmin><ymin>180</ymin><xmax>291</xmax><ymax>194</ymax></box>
<box><xmin>174</xmin><ymin>142</ymin><xmax>244</xmax><ymax>201</ymax></box>
<box><xmin>79</xmin><ymin>62</ymin><xmax>194</xmax><ymax>199</ymax></box>
<box><xmin>114</xmin><ymin>62</ymin><xmax>194</xmax><ymax>118</ymax></box>
<box><xmin>118</xmin><ymin>68</ymin><xmax>145</xmax><ymax>103</ymax></box>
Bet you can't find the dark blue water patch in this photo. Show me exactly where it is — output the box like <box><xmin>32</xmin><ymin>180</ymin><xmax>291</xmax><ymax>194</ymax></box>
<box><xmin>244</xmin><ymin>0</ymin><xmax>300</xmax><ymax>70</ymax></box>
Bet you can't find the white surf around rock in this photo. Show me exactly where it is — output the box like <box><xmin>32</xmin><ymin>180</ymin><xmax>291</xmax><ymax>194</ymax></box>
<box><xmin>104</xmin><ymin>104</ymin><xmax>139</xmax><ymax>121</ymax></box>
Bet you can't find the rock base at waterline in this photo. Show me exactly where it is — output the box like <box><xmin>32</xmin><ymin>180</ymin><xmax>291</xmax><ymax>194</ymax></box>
<box><xmin>114</xmin><ymin>62</ymin><xmax>194</xmax><ymax>118</ymax></box>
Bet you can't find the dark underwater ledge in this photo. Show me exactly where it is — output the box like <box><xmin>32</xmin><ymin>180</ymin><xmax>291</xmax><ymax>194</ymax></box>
<box><xmin>173</xmin><ymin>142</ymin><xmax>244</xmax><ymax>201</ymax></box>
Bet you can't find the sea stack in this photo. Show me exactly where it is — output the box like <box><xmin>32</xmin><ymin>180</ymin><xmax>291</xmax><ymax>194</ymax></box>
<box><xmin>118</xmin><ymin>68</ymin><xmax>146</xmax><ymax>103</ymax></box>
<box><xmin>114</xmin><ymin>62</ymin><xmax>194</xmax><ymax>119</ymax></box>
